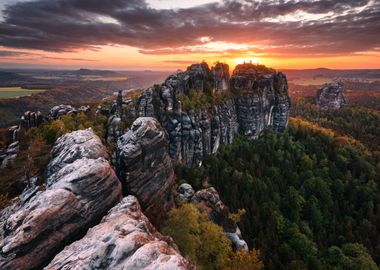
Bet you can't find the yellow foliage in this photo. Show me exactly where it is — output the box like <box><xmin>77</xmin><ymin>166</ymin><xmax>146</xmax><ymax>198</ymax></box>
<box><xmin>162</xmin><ymin>203</ymin><xmax>232</xmax><ymax>270</ymax></box>
<box><xmin>225</xmin><ymin>249</ymin><xmax>264</xmax><ymax>270</ymax></box>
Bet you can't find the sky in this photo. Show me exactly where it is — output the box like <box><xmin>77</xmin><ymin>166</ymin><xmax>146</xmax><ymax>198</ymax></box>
<box><xmin>0</xmin><ymin>0</ymin><xmax>379</xmax><ymax>71</ymax></box>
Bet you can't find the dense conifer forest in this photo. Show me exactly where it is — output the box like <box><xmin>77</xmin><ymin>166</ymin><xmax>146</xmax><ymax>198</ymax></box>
<box><xmin>176</xmin><ymin>117</ymin><xmax>380</xmax><ymax>270</ymax></box>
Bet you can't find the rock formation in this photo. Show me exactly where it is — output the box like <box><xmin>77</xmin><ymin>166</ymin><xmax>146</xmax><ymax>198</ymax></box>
<box><xmin>231</xmin><ymin>63</ymin><xmax>290</xmax><ymax>137</ymax></box>
<box><xmin>116</xmin><ymin>117</ymin><xmax>175</xmax><ymax>224</ymax></box>
<box><xmin>177</xmin><ymin>183</ymin><xmax>248</xmax><ymax>251</ymax></box>
<box><xmin>20</xmin><ymin>111</ymin><xmax>44</xmax><ymax>130</ymax></box>
<box><xmin>137</xmin><ymin>62</ymin><xmax>290</xmax><ymax>166</ymax></box>
<box><xmin>45</xmin><ymin>195</ymin><xmax>194</xmax><ymax>270</ymax></box>
<box><xmin>0</xmin><ymin>129</ymin><xmax>122</xmax><ymax>270</ymax></box>
<box><xmin>316</xmin><ymin>82</ymin><xmax>347</xmax><ymax>110</ymax></box>
<box><xmin>211</xmin><ymin>62</ymin><xmax>229</xmax><ymax>92</ymax></box>
<box><xmin>0</xmin><ymin>141</ymin><xmax>19</xmax><ymax>169</ymax></box>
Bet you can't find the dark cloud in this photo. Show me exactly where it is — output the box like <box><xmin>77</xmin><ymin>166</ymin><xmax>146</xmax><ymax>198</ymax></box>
<box><xmin>0</xmin><ymin>0</ymin><xmax>379</xmax><ymax>57</ymax></box>
<box><xmin>0</xmin><ymin>50</ymin><xmax>31</xmax><ymax>56</ymax></box>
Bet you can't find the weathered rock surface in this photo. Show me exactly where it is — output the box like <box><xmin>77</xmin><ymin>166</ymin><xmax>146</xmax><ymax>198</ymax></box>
<box><xmin>0</xmin><ymin>129</ymin><xmax>122</xmax><ymax>270</ymax></box>
<box><xmin>137</xmin><ymin>62</ymin><xmax>290</xmax><ymax>166</ymax></box>
<box><xmin>45</xmin><ymin>195</ymin><xmax>194</xmax><ymax>270</ymax></box>
<box><xmin>316</xmin><ymin>82</ymin><xmax>347</xmax><ymax>110</ymax></box>
<box><xmin>117</xmin><ymin>117</ymin><xmax>174</xmax><ymax>224</ymax></box>
<box><xmin>177</xmin><ymin>184</ymin><xmax>248</xmax><ymax>251</ymax></box>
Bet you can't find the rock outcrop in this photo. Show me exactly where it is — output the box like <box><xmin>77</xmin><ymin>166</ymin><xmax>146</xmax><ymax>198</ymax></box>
<box><xmin>137</xmin><ymin>62</ymin><xmax>290</xmax><ymax>166</ymax></box>
<box><xmin>45</xmin><ymin>195</ymin><xmax>194</xmax><ymax>270</ymax></box>
<box><xmin>117</xmin><ymin>117</ymin><xmax>175</xmax><ymax>224</ymax></box>
<box><xmin>0</xmin><ymin>141</ymin><xmax>19</xmax><ymax>169</ymax></box>
<box><xmin>177</xmin><ymin>183</ymin><xmax>248</xmax><ymax>251</ymax></box>
<box><xmin>316</xmin><ymin>82</ymin><xmax>347</xmax><ymax>110</ymax></box>
<box><xmin>0</xmin><ymin>129</ymin><xmax>122</xmax><ymax>270</ymax></box>
<box><xmin>49</xmin><ymin>104</ymin><xmax>77</xmax><ymax>119</ymax></box>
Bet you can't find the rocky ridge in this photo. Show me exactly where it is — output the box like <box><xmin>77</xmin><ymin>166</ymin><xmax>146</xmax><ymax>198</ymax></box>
<box><xmin>137</xmin><ymin>62</ymin><xmax>291</xmax><ymax>167</ymax></box>
<box><xmin>0</xmin><ymin>61</ymin><xmax>291</xmax><ymax>269</ymax></box>
<box><xmin>45</xmin><ymin>195</ymin><xmax>193</xmax><ymax>270</ymax></box>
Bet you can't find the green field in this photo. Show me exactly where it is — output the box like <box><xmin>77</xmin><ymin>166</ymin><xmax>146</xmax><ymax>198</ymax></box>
<box><xmin>0</xmin><ymin>87</ymin><xmax>46</xmax><ymax>99</ymax></box>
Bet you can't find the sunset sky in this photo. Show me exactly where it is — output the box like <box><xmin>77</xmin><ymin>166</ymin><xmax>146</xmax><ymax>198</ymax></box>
<box><xmin>0</xmin><ymin>0</ymin><xmax>379</xmax><ymax>70</ymax></box>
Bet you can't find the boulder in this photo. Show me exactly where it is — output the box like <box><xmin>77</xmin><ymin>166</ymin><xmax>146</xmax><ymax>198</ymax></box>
<box><xmin>45</xmin><ymin>196</ymin><xmax>194</xmax><ymax>270</ymax></box>
<box><xmin>0</xmin><ymin>129</ymin><xmax>122</xmax><ymax>270</ymax></box>
<box><xmin>117</xmin><ymin>117</ymin><xmax>174</xmax><ymax>224</ymax></box>
<box><xmin>316</xmin><ymin>82</ymin><xmax>347</xmax><ymax>110</ymax></box>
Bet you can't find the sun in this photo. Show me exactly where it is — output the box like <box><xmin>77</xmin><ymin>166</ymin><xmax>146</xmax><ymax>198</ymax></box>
<box><xmin>234</xmin><ymin>57</ymin><xmax>261</xmax><ymax>65</ymax></box>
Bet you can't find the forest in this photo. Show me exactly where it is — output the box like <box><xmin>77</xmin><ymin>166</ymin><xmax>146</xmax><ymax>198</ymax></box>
<box><xmin>292</xmin><ymin>99</ymin><xmax>380</xmax><ymax>152</ymax></box>
<box><xmin>176</xmin><ymin>117</ymin><xmax>380</xmax><ymax>270</ymax></box>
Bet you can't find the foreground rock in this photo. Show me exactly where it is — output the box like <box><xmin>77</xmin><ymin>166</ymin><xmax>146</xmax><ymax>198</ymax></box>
<box><xmin>0</xmin><ymin>129</ymin><xmax>122</xmax><ymax>270</ymax></box>
<box><xmin>117</xmin><ymin>117</ymin><xmax>175</xmax><ymax>224</ymax></box>
<box><xmin>137</xmin><ymin>62</ymin><xmax>291</xmax><ymax>166</ymax></box>
<box><xmin>177</xmin><ymin>183</ymin><xmax>248</xmax><ymax>251</ymax></box>
<box><xmin>45</xmin><ymin>196</ymin><xmax>194</xmax><ymax>270</ymax></box>
<box><xmin>316</xmin><ymin>82</ymin><xmax>347</xmax><ymax>110</ymax></box>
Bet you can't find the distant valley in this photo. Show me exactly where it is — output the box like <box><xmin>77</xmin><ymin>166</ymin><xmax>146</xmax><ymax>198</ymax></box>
<box><xmin>0</xmin><ymin>69</ymin><xmax>169</xmax><ymax>127</ymax></box>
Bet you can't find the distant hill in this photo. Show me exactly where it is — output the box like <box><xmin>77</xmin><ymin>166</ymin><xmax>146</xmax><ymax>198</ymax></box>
<box><xmin>280</xmin><ymin>68</ymin><xmax>380</xmax><ymax>80</ymax></box>
<box><xmin>74</xmin><ymin>69</ymin><xmax>122</xmax><ymax>77</ymax></box>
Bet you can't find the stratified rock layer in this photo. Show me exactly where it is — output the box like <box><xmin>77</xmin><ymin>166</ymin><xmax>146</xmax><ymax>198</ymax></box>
<box><xmin>177</xmin><ymin>184</ymin><xmax>248</xmax><ymax>251</ymax></box>
<box><xmin>137</xmin><ymin>62</ymin><xmax>290</xmax><ymax>167</ymax></box>
<box><xmin>45</xmin><ymin>196</ymin><xmax>193</xmax><ymax>270</ymax></box>
<box><xmin>117</xmin><ymin>117</ymin><xmax>174</xmax><ymax>224</ymax></box>
<box><xmin>0</xmin><ymin>129</ymin><xmax>122</xmax><ymax>270</ymax></box>
<box><xmin>316</xmin><ymin>82</ymin><xmax>347</xmax><ymax>110</ymax></box>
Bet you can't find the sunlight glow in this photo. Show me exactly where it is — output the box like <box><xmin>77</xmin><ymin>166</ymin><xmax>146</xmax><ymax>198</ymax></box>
<box><xmin>234</xmin><ymin>57</ymin><xmax>261</xmax><ymax>65</ymax></box>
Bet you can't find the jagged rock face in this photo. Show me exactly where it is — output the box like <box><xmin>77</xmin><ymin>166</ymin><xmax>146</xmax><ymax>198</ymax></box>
<box><xmin>183</xmin><ymin>62</ymin><xmax>211</xmax><ymax>93</ymax></box>
<box><xmin>137</xmin><ymin>62</ymin><xmax>290</xmax><ymax>166</ymax></box>
<box><xmin>0</xmin><ymin>129</ymin><xmax>122</xmax><ymax>270</ymax></box>
<box><xmin>316</xmin><ymin>82</ymin><xmax>347</xmax><ymax>110</ymax></box>
<box><xmin>211</xmin><ymin>62</ymin><xmax>229</xmax><ymax>92</ymax></box>
<box><xmin>231</xmin><ymin>63</ymin><xmax>290</xmax><ymax>138</ymax></box>
<box><xmin>45</xmin><ymin>196</ymin><xmax>194</xmax><ymax>270</ymax></box>
<box><xmin>177</xmin><ymin>184</ymin><xmax>248</xmax><ymax>251</ymax></box>
<box><xmin>117</xmin><ymin>117</ymin><xmax>174</xmax><ymax>224</ymax></box>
